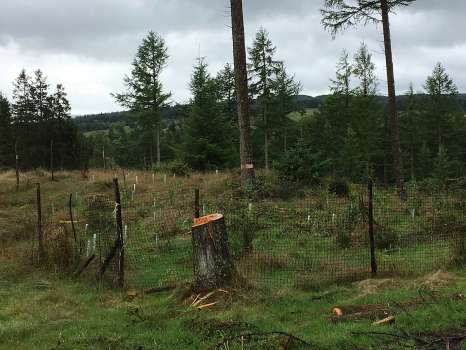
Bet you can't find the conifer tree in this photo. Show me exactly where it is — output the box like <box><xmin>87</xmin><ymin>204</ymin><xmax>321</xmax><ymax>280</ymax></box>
<box><xmin>330</xmin><ymin>50</ymin><xmax>353</xmax><ymax>107</ymax></box>
<box><xmin>424</xmin><ymin>63</ymin><xmax>460</xmax><ymax>154</ymax></box>
<box><xmin>400</xmin><ymin>83</ymin><xmax>421</xmax><ymax>181</ymax></box>
<box><xmin>0</xmin><ymin>93</ymin><xmax>13</xmax><ymax>167</ymax></box>
<box><xmin>113</xmin><ymin>31</ymin><xmax>171</xmax><ymax>168</ymax></box>
<box><xmin>248</xmin><ymin>28</ymin><xmax>281</xmax><ymax>170</ymax></box>
<box><xmin>180</xmin><ymin>58</ymin><xmax>236</xmax><ymax>170</ymax></box>
<box><xmin>321</xmin><ymin>0</ymin><xmax>416</xmax><ymax>194</ymax></box>
<box><xmin>353</xmin><ymin>42</ymin><xmax>377</xmax><ymax>96</ymax></box>
<box><xmin>270</xmin><ymin>63</ymin><xmax>302</xmax><ymax>156</ymax></box>
<box><xmin>216</xmin><ymin>63</ymin><xmax>236</xmax><ymax>113</ymax></box>
<box><xmin>30</xmin><ymin>70</ymin><xmax>49</xmax><ymax>123</ymax></box>
<box><xmin>11</xmin><ymin>70</ymin><xmax>34</xmax><ymax>126</ymax></box>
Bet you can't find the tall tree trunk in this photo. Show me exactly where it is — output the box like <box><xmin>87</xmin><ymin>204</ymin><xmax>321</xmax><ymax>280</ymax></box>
<box><xmin>264</xmin><ymin>106</ymin><xmax>269</xmax><ymax>171</ymax></box>
<box><xmin>381</xmin><ymin>0</ymin><xmax>405</xmax><ymax>196</ymax></box>
<box><xmin>156</xmin><ymin>126</ymin><xmax>161</xmax><ymax>168</ymax></box>
<box><xmin>230</xmin><ymin>0</ymin><xmax>255</xmax><ymax>187</ymax></box>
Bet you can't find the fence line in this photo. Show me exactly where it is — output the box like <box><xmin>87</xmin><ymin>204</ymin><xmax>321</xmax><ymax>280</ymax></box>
<box><xmin>33</xmin><ymin>180</ymin><xmax>466</xmax><ymax>290</ymax></box>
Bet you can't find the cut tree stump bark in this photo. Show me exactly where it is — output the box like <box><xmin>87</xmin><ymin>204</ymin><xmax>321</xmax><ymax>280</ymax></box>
<box><xmin>191</xmin><ymin>214</ymin><xmax>233</xmax><ymax>291</ymax></box>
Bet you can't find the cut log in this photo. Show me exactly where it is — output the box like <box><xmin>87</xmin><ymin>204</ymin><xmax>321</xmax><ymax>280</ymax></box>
<box><xmin>191</xmin><ymin>214</ymin><xmax>233</xmax><ymax>291</ymax></box>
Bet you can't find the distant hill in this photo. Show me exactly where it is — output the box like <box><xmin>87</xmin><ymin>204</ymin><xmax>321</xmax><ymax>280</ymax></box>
<box><xmin>74</xmin><ymin>94</ymin><xmax>466</xmax><ymax>134</ymax></box>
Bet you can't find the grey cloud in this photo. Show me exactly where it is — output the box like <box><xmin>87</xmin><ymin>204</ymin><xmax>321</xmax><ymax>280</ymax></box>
<box><xmin>0</xmin><ymin>0</ymin><xmax>465</xmax><ymax>114</ymax></box>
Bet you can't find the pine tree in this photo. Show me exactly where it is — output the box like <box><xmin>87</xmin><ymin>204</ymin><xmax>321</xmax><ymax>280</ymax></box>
<box><xmin>51</xmin><ymin>84</ymin><xmax>72</xmax><ymax>121</ymax></box>
<box><xmin>270</xmin><ymin>63</ymin><xmax>301</xmax><ymax>157</ymax></box>
<box><xmin>321</xmin><ymin>0</ymin><xmax>416</xmax><ymax>195</ymax></box>
<box><xmin>216</xmin><ymin>63</ymin><xmax>236</xmax><ymax>113</ymax></box>
<box><xmin>0</xmin><ymin>93</ymin><xmax>13</xmax><ymax>167</ymax></box>
<box><xmin>11</xmin><ymin>69</ymin><xmax>81</xmax><ymax>170</ymax></box>
<box><xmin>424</xmin><ymin>63</ymin><xmax>460</xmax><ymax>154</ymax></box>
<box><xmin>353</xmin><ymin>42</ymin><xmax>377</xmax><ymax>97</ymax></box>
<box><xmin>30</xmin><ymin>70</ymin><xmax>50</xmax><ymax>123</ymax></box>
<box><xmin>113</xmin><ymin>31</ymin><xmax>171</xmax><ymax>168</ymax></box>
<box><xmin>248</xmin><ymin>28</ymin><xmax>281</xmax><ymax>170</ymax></box>
<box><xmin>11</xmin><ymin>70</ymin><xmax>34</xmax><ymax>126</ymax></box>
<box><xmin>180</xmin><ymin>58</ymin><xmax>236</xmax><ymax>170</ymax></box>
<box><xmin>330</xmin><ymin>50</ymin><xmax>353</xmax><ymax>107</ymax></box>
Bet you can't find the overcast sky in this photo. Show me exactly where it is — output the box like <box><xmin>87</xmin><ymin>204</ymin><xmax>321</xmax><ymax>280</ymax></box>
<box><xmin>0</xmin><ymin>0</ymin><xmax>465</xmax><ymax>115</ymax></box>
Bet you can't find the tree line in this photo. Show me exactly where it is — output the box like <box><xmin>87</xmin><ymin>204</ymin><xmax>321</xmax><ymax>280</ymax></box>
<box><xmin>0</xmin><ymin>69</ymin><xmax>87</xmax><ymax>171</ymax></box>
<box><xmin>1</xmin><ymin>0</ymin><xmax>465</xmax><ymax>187</ymax></box>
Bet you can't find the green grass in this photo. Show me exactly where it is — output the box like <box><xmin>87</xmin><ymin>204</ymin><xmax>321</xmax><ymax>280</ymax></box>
<box><xmin>1</xmin><ymin>170</ymin><xmax>466</xmax><ymax>349</ymax></box>
<box><xmin>1</xmin><ymin>257</ymin><xmax>466</xmax><ymax>349</ymax></box>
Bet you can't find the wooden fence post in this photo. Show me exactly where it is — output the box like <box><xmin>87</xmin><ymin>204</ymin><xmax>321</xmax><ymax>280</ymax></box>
<box><xmin>194</xmin><ymin>188</ymin><xmax>200</xmax><ymax>219</ymax></box>
<box><xmin>114</xmin><ymin>178</ymin><xmax>124</xmax><ymax>288</ymax></box>
<box><xmin>368</xmin><ymin>179</ymin><xmax>377</xmax><ymax>275</ymax></box>
<box><xmin>15</xmin><ymin>141</ymin><xmax>19</xmax><ymax>192</ymax></box>
<box><xmin>69</xmin><ymin>193</ymin><xmax>77</xmax><ymax>244</ymax></box>
<box><xmin>36</xmin><ymin>183</ymin><xmax>45</xmax><ymax>263</ymax></box>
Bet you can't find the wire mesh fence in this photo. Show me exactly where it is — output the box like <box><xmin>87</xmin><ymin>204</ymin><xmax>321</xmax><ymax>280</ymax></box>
<box><xmin>35</xmin><ymin>179</ymin><xmax>465</xmax><ymax>290</ymax></box>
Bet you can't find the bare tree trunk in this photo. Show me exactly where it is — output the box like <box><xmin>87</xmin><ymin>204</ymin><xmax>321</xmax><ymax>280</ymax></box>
<box><xmin>381</xmin><ymin>0</ymin><xmax>405</xmax><ymax>196</ymax></box>
<box><xmin>264</xmin><ymin>110</ymin><xmax>269</xmax><ymax>171</ymax></box>
<box><xmin>156</xmin><ymin>126</ymin><xmax>161</xmax><ymax>168</ymax></box>
<box><xmin>230</xmin><ymin>0</ymin><xmax>255</xmax><ymax>188</ymax></box>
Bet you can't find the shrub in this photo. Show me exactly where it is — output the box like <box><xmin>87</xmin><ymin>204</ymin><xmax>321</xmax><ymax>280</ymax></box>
<box><xmin>328</xmin><ymin>180</ymin><xmax>350</xmax><ymax>198</ymax></box>
<box><xmin>157</xmin><ymin>160</ymin><xmax>191</xmax><ymax>177</ymax></box>
<box><xmin>228</xmin><ymin>173</ymin><xmax>301</xmax><ymax>201</ymax></box>
<box><xmin>374</xmin><ymin>224</ymin><xmax>399</xmax><ymax>250</ymax></box>
<box><xmin>275</xmin><ymin>139</ymin><xmax>329</xmax><ymax>185</ymax></box>
<box><xmin>228</xmin><ymin>208</ymin><xmax>259</xmax><ymax>257</ymax></box>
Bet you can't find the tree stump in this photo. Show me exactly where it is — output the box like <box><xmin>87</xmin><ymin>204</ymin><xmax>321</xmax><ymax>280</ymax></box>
<box><xmin>191</xmin><ymin>214</ymin><xmax>233</xmax><ymax>290</ymax></box>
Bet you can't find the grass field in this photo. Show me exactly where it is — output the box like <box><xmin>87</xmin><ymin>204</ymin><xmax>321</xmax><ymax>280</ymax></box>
<box><xmin>1</xmin><ymin>169</ymin><xmax>465</xmax><ymax>349</ymax></box>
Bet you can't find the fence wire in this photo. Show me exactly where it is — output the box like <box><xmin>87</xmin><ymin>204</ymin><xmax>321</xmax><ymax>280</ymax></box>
<box><xmin>37</xmin><ymin>182</ymin><xmax>465</xmax><ymax>290</ymax></box>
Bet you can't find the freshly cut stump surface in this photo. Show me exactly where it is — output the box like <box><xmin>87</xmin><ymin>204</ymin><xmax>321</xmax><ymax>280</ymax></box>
<box><xmin>191</xmin><ymin>213</ymin><xmax>233</xmax><ymax>291</ymax></box>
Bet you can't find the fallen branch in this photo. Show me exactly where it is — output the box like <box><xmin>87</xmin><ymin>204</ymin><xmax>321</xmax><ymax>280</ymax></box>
<box><xmin>73</xmin><ymin>254</ymin><xmax>95</xmax><ymax>278</ymax></box>
<box><xmin>372</xmin><ymin>316</ymin><xmax>395</xmax><ymax>326</ymax></box>
<box><xmin>96</xmin><ymin>237</ymin><xmax>121</xmax><ymax>281</ymax></box>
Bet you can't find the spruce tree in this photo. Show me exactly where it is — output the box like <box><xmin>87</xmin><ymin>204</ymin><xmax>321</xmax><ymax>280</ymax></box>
<box><xmin>424</xmin><ymin>63</ymin><xmax>460</xmax><ymax>154</ymax></box>
<box><xmin>216</xmin><ymin>63</ymin><xmax>236</xmax><ymax>113</ymax></box>
<box><xmin>248</xmin><ymin>28</ymin><xmax>281</xmax><ymax>170</ymax></box>
<box><xmin>30</xmin><ymin>70</ymin><xmax>49</xmax><ymax>123</ymax></box>
<box><xmin>180</xmin><ymin>58</ymin><xmax>236</xmax><ymax>170</ymax></box>
<box><xmin>353</xmin><ymin>42</ymin><xmax>377</xmax><ymax>97</ymax></box>
<box><xmin>321</xmin><ymin>0</ymin><xmax>416</xmax><ymax>194</ymax></box>
<box><xmin>113</xmin><ymin>31</ymin><xmax>171</xmax><ymax>168</ymax></box>
<box><xmin>0</xmin><ymin>93</ymin><xmax>13</xmax><ymax>167</ymax></box>
<box><xmin>330</xmin><ymin>50</ymin><xmax>353</xmax><ymax>107</ymax></box>
<box><xmin>11</xmin><ymin>70</ymin><xmax>34</xmax><ymax>126</ymax></box>
<box><xmin>270</xmin><ymin>63</ymin><xmax>301</xmax><ymax>157</ymax></box>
